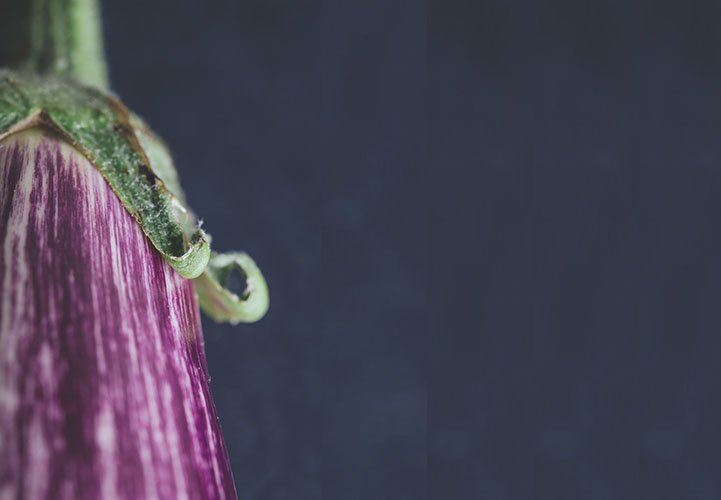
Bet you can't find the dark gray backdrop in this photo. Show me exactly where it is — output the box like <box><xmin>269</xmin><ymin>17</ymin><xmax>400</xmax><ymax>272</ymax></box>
<box><xmin>104</xmin><ymin>1</ymin><xmax>426</xmax><ymax>499</ymax></box>
<box><xmin>101</xmin><ymin>0</ymin><xmax>721</xmax><ymax>499</ymax></box>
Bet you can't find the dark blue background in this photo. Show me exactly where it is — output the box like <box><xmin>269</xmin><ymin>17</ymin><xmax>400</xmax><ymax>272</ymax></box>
<box><xmin>102</xmin><ymin>0</ymin><xmax>721</xmax><ymax>498</ymax></box>
<box><xmin>104</xmin><ymin>1</ymin><xmax>425</xmax><ymax>499</ymax></box>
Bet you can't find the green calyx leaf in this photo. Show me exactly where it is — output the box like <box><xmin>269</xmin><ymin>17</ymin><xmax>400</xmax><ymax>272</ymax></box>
<box><xmin>0</xmin><ymin>69</ymin><xmax>207</xmax><ymax>278</ymax></box>
<box><xmin>194</xmin><ymin>252</ymin><xmax>269</xmax><ymax>324</ymax></box>
<box><xmin>0</xmin><ymin>69</ymin><xmax>268</xmax><ymax>323</ymax></box>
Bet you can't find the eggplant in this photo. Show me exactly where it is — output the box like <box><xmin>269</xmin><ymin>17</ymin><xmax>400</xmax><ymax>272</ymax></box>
<box><xmin>0</xmin><ymin>130</ymin><xmax>237</xmax><ymax>499</ymax></box>
<box><xmin>0</xmin><ymin>1</ymin><xmax>268</xmax><ymax>499</ymax></box>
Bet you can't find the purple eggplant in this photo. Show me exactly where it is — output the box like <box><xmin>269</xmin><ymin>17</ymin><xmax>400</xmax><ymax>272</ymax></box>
<box><xmin>0</xmin><ymin>1</ymin><xmax>269</xmax><ymax>498</ymax></box>
<box><xmin>0</xmin><ymin>130</ymin><xmax>238</xmax><ymax>499</ymax></box>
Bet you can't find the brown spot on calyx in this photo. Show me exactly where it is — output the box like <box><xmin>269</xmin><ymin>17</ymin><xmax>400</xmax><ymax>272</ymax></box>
<box><xmin>104</xmin><ymin>94</ymin><xmax>173</xmax><ymax>195</ymax></box>
<box><xmin>112</xmin><ymin>122</ymin><xmax>133</xmax><ymax>136</ymax></box>
<box><xmin>104</xmin><ymin>95</ymin><xmax>151</xmax><ymax>161</ymax></box>
<box><xmin>137</xmin><ymin>162</ymin><xmax>158</xmax><ymax>185</ymax></box>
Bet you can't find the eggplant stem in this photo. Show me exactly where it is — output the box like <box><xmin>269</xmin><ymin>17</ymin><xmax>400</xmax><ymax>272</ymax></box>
<box><xmin>0</xmin><ymin>0</ymin><xmax>109</xmax><ymax>89</ymax></box>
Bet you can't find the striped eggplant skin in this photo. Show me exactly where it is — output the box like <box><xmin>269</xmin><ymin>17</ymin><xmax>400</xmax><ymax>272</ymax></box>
<box><xmin>0</xmin><ymin>130</ymin><xmax>237</xmax><ymax>500</ymax></box>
